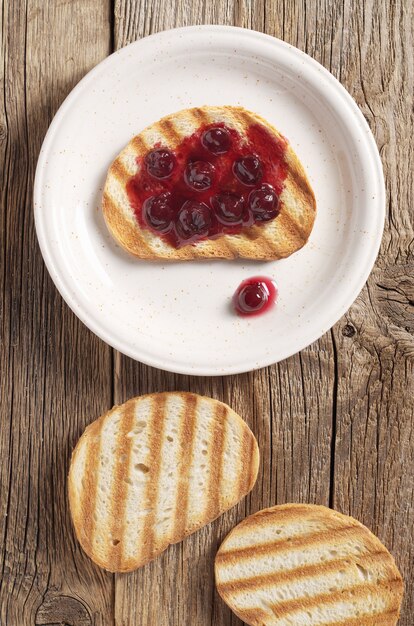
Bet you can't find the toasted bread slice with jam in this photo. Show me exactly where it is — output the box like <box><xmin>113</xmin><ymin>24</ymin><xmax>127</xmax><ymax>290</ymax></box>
<box><xmin>215</xmin><ymin>504</ymin><xmax>403</xmax><ymax>625</ymax></box>
<box><xmin>102</xmin><ymin>106</ymin><xmax>316</xmax><ymax>260</ymax></box>
<box><xmin>68</xmin><ymin>392</ymin><xmax>259</xmax><ymax>572</ymax></box>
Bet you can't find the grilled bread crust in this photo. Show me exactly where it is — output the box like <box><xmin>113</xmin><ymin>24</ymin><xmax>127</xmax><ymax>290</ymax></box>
<box><xmin>68</xmin><ymin>392</ymin><xmax>259</xmax><ymax>573</ymax></box>
<box><xmin>102</xmin><ymin>106</ymin><xmax>316</xmax><ymax>260</ymax></box>
<box><xmin>215</xmin><ymin>504</ymin><xmax>403</xmax><ymax>626</ymax></box>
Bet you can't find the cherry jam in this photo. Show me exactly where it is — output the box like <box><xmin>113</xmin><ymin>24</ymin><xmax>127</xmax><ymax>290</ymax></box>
<box><xmin>126</xmin><ymin>117</ymin><xmax>288</xmax><ymax>248</ymax></box>
<box><xmin>233</xmin><ymin>276</ymin><xmax>278</xmax><ymax>316</ymax></box>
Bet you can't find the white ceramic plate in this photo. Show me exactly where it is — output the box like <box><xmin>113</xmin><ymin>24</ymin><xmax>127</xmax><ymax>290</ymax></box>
<box><xmin>34</xmin><ymin>26</ymin><xmax>384</xmax><ymax>376</ymax></box>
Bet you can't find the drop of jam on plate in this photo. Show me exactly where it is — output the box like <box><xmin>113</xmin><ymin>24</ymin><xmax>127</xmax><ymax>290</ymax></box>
<box><xmin>201</xmin><ymin>127</ymin><xmax>231</xmax><ymax>154</ymax></box>
<box><xmin>145</xmin><ymin>148</ymin><xmax>175</xmax><ymax>179</ymax></box>
<box><xmin>184</xmin><ymin>160</ymin><xmax>215</xmax><ymax>191</ymax></box>
<box><xmin>233</xmin><ymin>155</ymin><xmax>263</xmax><ymax>186</ymax></box>
<box><xmin>176</xmin><ymin>200</ymin><xmax>212</xmax><ymax>242</ymax></box>
<box><xmin>249</xmin><ymin>183</ymin><xmax>280</xmax><ymax>221</ymax></box>
<box><xmin>126</xmin><ymin>121</ymin><xmax>288</xmax><ymax>248</ymax></box>
<box><xmin>233</xmin><ymin>276</ymin><xmax>278</xmax><ymax>317</ymax></box>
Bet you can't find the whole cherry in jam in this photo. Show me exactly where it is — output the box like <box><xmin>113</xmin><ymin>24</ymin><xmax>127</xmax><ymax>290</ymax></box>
<box><xmin>143</xmin><ymin>193</ymin><xmax>174</xmax><ymax>232</ymax></box>
<box><xmin>212</xmin><ymin>192</ymin><xmax>245</xmax><ymax>224</ymax></box>
<box><xmin>233</xmin><ymin>155</ymin><xmax>263</xmax><ymax>186</ymax></box>
<box><xmin>233</xmin><ymin>276</ymin><xmax>277</xmax><ymax>316</ymax></box>
<box><xmin>185</xmin><ymin>161</ymin><xmax>215</xmax><ymax>191</ymax></box>
<box><xmin>201</xmin><ymin>127</ymin><xmax>231</xmax><ymax>154</ymax></box>
<box><xmin>145</xmin><ymin>148</ymin><xmax>175</xmax><ymax>179</ymax></box>
<box><xmin>176</xmin><ymin>200</ymin><xmax>212</xmax><ymax>241</ymax></box>
<box><xmin>249</xmin><ymin>183</ymin><xmax>280</xmax><ymax>221</ymax></box>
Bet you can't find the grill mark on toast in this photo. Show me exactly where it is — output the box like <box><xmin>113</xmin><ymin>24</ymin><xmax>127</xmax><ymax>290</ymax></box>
<box><xmin>326</xmin><ymin>608</ymin><xmax>401</xmax><ymax>626</ymax></box>
<box><xmin>79</xmin><ymin>419</ymin><xmax>103</xmax><ymax>557</ymax></box>
<box><xmin>216</xmin><ymin>525</ymin><xmax>367</xmax><ymax>562</ymax></box>
<box><xmin>238</xmin><ymin>607</ymin><xmax>269</xmax><ymax>624</ymax></box>
<box><xmin>238</xmin><ymin>226</ymin><xmax>279</xmax><ymax>259</ymax></box>
<box><xmin>240</xmin><ymin>226</ymin><xmax>279</xmax><ymax>256</ymax></box>
<box><xmin>223</xmin><ymin>599</ymin><xmax>400</xmax><ymax>626</ymax></box>
<box><xmin>238</xmin><ymin>109</ymin><xmax>256</xmax><ymax>129</ymax></box>
<box><xmin>102</xmin><ymin>193</ymin><xmax>154</xmax><ymax>256</ymax></box>
<box><xmin>257</xmin><ymin>232</ymin><xmax>282</xmax><ymax>256</ymax></box>
<box><xmin>107</xmin><ymin>401</ymin><xmax>136</xmax><ymax>570</ymax></box>
<box><xmin>220</xmin><ymin>239</ymin><xmax>238</xmax><ymax>257</ymax></box>
<box><xmin>190</xmin><ymin>107</ymin><xmax>210</xmax><ymax>125</ymax></box>
<box><xmin>159</xmin><ymin>119</ymin><xmax>182</xmax><ymax>145</ymax></box>
<box><xmin>228</xmin><ymin>108</ymin><xmax>258</xmax><ymax>141</ymax></box>
<box><xmin>293</xmin><ymin>171</ymin><xmax>316</xmax><ymax>208</ymax></box>
<box><xmin>131</xmin><ymin>135</ymin><xmax>147</xmax><ymax>154</ymax></box>
<box><xmin>244</xmin><ymin>504</ymin><xmax>317</xmax><ymax>523</ymax></box>
<box><xmin>207</xmin><ymin>404</ymin><xmax>227</xmax><ymax>519</ymax></box>
<box><xmin>248</xmin><ymin>438</ymin><xmax>259</xmax><ymax>490</ymax></box>
<box><xmin>240</xmin><ymin>224</ymin><xmax>273</xmax><ymax>247</ymax></box>
<box><xmin>173</xmin><ymin>394</ymin><xmax>198</xmax><ymax>541</ymax></box>
<box><xmin>268</xmin><ymin>579</ymin><xmax>403</xmax><ymax>619</ymax></box>
<box><xmin>222</xmin><ymin>505</ymin><xmax>348</xmax><ymax>533</ymax></box>
<box><xmin>278</xmin><ymin>205</ymin><xmax>308</xmax><ymax>242</ymax></box>
<box><xmin>207</xmin><ymin>237</ymin><xmax>233</xmax><ymax>258</ymax></box>
<box><xmin>219</xmin><ymin>504</ymin><xmax>332</xmax><ymax>539</ymax></box>
<box><xmin>139</xmin><ymin>394</ymin><xmax>167</xmax><ymax>563</ymax></box>
<box><xmin>217</xmin><ymin>550</ymin><xmax>388</xmax><ymax>593</ymax></box>
<box><xmin>203</xmin><ymin>235</ymin><xmax>235</xmax><ymax>258</ymax></box>
<box><xmin>286</xmin><ymin>152</ymin><xmax>316</xmax><ymax>209</ymax></box>
<box><xmin>110</xmin><ymin>159</ymin><xmax>130</xmax><ymax>186</ymax></box>
<box><xmin>241</xmin><ymin>226</ymin><xmax>266</xmax><ymax>241</ymax></box>
<box><xmin>239</xmin><ymin>431</ymin><xmax>255</xmax><ymax>496</ymax></box>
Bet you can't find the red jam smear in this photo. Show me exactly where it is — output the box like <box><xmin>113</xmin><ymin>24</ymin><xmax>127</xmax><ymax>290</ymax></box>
<box><xmin>233</xmin><ymin>276</ymin><xmax>278</xmax><ymax>316</ymax></box>
<box><xmin>126</xmin><ymin>122</ymin><xmax>288</xmax><ymax>248</ymax></box>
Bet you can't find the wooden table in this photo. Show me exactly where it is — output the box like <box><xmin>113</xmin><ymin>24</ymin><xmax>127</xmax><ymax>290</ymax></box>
<box><xmin>1</xmin><ymin>1</ymin><xmax>413</xmax><ymax>624</ymax></box>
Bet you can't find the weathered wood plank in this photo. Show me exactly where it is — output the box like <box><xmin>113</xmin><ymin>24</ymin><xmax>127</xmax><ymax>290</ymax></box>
<box><xmin>112</xmin><ymin>2</ymin><xmax>335</xmax><ymax>625</ymax></box>
<box><xmin>331</xmin><ymin>2</ymin><xmax>414</xmax><ymax>624</ymax></box>
<box><xmin>0</xmin><ymin>1</ymin><xmax>114</xmax><ymax>624</ymax></box>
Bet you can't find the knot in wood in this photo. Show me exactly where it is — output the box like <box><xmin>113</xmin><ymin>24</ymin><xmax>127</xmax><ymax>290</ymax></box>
<box><xmin>35</xmin><ymin>594</ymin><xmax>92</xmax><ymax>626</ymax></box>
<box><xmin>342</xmin><ymin>323</ymin><xmax>356</xmax><ymax>338</ymax></box>
<box><xmin>375</xmin><ymin>261</ymin><xmax>414</xmax><ymax>334</ymax></box>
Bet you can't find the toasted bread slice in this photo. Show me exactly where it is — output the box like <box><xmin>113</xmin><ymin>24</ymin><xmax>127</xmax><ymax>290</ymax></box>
<box><xmin>215</xmin><ymin>504</ymin><xmax>403</xmax><ymax>625</ymax></box>
<box><xmin>102</xmin><ymin>106</ymin><xmax>316</xmax><ymax>260</ymax></box>
<box><xmin>68</xmin><ymin>392</ymin><xmax>259</xmax><ymax>572</ymax></box>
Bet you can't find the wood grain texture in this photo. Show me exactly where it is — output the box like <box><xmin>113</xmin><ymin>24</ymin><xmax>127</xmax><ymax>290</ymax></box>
<box><xmin>328</xmin><ymin>4</ymin><xmax>414</xmax><ymax>626</ymax></box>
<box><xmin>0</xmin><ymin>0</ymin><xmax>412</xmax><ymax>625</ymax></box>
<box><xmin>0</xmin><ymin>1</ymin><xmax>113</xmax><ymax>625</ymax></box>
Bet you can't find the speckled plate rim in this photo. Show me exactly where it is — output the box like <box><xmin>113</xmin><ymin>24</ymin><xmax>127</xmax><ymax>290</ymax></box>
<box><xmin>34</xmin><ymin>25</ymin><xmax>385</xmax><ymax>376</ymax></box>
